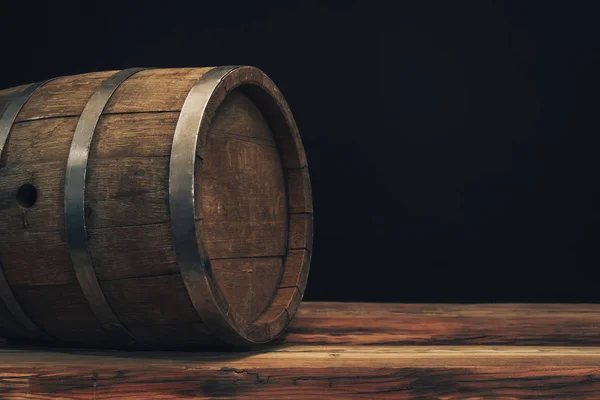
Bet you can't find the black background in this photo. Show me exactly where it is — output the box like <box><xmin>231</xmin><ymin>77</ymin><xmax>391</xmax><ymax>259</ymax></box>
<box><xmin>1</xmin><ymin>1</ymin><xmax>599</xmax><ymax>303</ymax></box>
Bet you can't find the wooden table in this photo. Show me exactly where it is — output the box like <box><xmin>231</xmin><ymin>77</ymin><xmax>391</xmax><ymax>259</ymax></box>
<box><xmin>2</xmin><ymin>302</ymin><xmax>600</xmax><ymax>399</ymax></box>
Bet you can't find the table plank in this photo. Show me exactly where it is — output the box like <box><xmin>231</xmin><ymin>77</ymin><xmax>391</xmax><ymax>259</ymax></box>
<box><xmin>281</xmin><ymin>302</ymin><xmax>600</xmax><ymax>345</ymax></box>
<box><xmin>2</xmin><ymin>302</ymin><xmax>600</xmax><ymax>399</ymax></box>
<box><xmin>1</xmin><ymin>346</ymin><xmax>599</xmax><ymax>399</ymax></box>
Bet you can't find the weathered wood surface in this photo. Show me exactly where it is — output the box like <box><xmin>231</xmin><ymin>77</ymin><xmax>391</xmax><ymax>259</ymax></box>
<box><xmin>0</xmin><ymin>67</ymin><xmax>312</xmax><ymax>347</ymax></box>
<box><xmin>281</xmin><ymin>302</ymin><xmax>600</xmax><ymax>346</ymax></box>
<box><xmin>1</xmin><ymin>346</ymin><xmax>599</xmax><ymax>399</ymax></box>
<box><xmin>2</xmin><ymin>302</ymin><xmax>600</xmax><ymax>399</ymax></box>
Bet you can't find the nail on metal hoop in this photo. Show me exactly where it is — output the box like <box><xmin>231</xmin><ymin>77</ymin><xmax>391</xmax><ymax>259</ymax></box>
<box><xmin>64</xmin><ymin>68</ymin><xmax>146</xmax><ymax>346</ymax></box>
<box><xmin>0</xmin><ymin>80</ymin><xmax>53</xmax><ymax>341</ymax></box>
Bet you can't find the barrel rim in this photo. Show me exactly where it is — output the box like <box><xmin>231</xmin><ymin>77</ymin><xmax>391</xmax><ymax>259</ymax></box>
<box><xmin>170</xmin><ymin>65</ymin><xmax>312</xmax><ymax>345</ymax></box>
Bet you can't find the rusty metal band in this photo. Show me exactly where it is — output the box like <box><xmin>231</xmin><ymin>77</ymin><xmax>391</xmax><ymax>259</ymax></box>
<box><xmin>0</xmin><ymin>80</ymin><xmax>53</xmax><ymax>341</ymax></box>
<box><xmin>169</xmin><ymin>66</ymin><xmax>251</xmax><ymax>345</ymax></box>
<box><xmin>64</xmin><ymin>68</ymin><xmax>146</xmax><ymax>346</ymax></box>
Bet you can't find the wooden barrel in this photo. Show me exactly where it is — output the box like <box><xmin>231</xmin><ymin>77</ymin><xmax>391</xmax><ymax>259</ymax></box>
<box><xmin>0</xmin><ymin>67</ymin><xmax>312</xmax><ymax>348</ymax></box>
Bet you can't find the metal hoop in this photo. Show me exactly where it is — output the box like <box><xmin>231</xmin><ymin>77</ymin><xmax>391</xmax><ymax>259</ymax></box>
<box><xmin>64</xmin><ymin>68</ymin><xmax>146</xmax><ymax>346</ymax></box>
<box><xmin>169</xmin><ymin>66</ymin><xmax>256</xmax><ymax>345</ymax></box>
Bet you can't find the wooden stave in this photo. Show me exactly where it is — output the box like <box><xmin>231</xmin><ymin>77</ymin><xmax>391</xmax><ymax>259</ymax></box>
<box><xmin>0</xmin><ymin>67</ymin><xmax>312</xmax><ymax>348</ymax></box>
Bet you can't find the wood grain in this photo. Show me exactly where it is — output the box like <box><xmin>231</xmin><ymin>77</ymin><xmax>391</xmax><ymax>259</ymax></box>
<box><xmin>2</xmin><ymin>117</ymin><xmax>77</xmax><ymax>165</ymax></box>
<box><xmin>200</xmin><ymin>90</ymin><xmax>287</xmax><ymax>260</ymax></box>
<box><xmin>99</xmin><ymin>274</ymin><xmax>199</xmax><ymax>327</ymax></box>
<box><xmin>281</xmin><ymin>302</ymin><xmax>600</xmax><ymax>346</ymax></box>
<box><xmin>200</xmin><ymin>89</ymin><xmax>287</xmax><ymax>323</ymax></box>
<box><xmin>211</xmin><ymin>258</ymin><xmax>283</xmax><ymax>322</ymax></box>
<box><xmin>86</xmin><ymin>156</ymin><xmax>170</xmax><ymax>229</ymax></box>
<box><xmin>0</xmin><ymin>67</ymin><xmax>311</xmax><ymax>348</ymax></box>
<box><xmin>103</xmin><ymin>68</ymin><xmax>211</xmax><ymax>114</ymax></box>
<box><xmin>0</xmin><ymin>346</ymin><xmax>599</xmax><ymax>399</ymax></box>
<box><xmin>286</xmin><ymin>166</ymin><xmax>312</xmax><ymax>214</ymax></box>
<box><xmin>288</xmin><ymin>213</ymin><xmax>313</xmax><ymax>251</ymax></box>
<box><xmin>14</xmin><ymin>72</ymin><xmax>116</xmax><ymax>121</ymax></box>
<box><xmin>92</xmin><ymin>112</ymin><xmax>178</xmax><ymax>159</ymax></box>
<box><xmin>2</xmin><ymin>303</ymin><xmax>600</xmax><ymax>398</ymax></box>
<box><xmin>0</xmin><ymin>160</ymin><xmax>65</xmax><ymax>232</ymax></box>
<box><xmin>280</xmin><ymin>250</ymin><xmax>311</xmax><ymax>295</ymax></box>
<box><xmin>89</xmin><ymin>222</ymin><xmax>178</xmax><ymax>281</ymax></box>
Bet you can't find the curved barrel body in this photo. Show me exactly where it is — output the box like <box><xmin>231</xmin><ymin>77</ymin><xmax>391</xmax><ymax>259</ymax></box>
<box><xmin>0</xmin><ymin>67</ymin><xmax>312</xmax><ymax>348</ymax></box>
